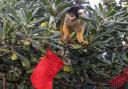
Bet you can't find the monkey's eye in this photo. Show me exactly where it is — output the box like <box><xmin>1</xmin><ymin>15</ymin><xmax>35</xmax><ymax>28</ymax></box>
<box><xmin>69</xmin><ymin>14</ymin><xmax>75</xmax><ymax>17</ymax></box>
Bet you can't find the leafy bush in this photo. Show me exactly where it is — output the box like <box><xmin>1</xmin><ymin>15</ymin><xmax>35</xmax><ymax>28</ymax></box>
<box><xmin>0</xmin><ymin>0</ymin><xmax>128</xmax><ymax>89</ymax></box>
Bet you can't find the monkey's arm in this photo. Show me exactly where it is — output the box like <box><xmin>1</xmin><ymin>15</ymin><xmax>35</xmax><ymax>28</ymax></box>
<box><xmin>61</xmin><ymin>23</ymin><xmax>70</xmax><ymax>41</ymax></box>
<box><xmin>76</xmin><ymin>23</ymin><xmax>85</xmax><ymax>43</ymax></box>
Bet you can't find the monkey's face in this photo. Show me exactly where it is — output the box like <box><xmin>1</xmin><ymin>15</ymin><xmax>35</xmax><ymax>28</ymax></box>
<box><xmin>68</xmin><ymin>5</ymin><xmax>85</xmax><ymax>17</ymax></box>
<box><xmin>65</xmin><ymin>13</ymin><xmax>78</xmax><ymax>27</ymax></box>
<box><xmin>68</xmin><ymin>13</ymin><xmax>76</xmax><ymax>21</ymax></box>
<box><xmin>68</xmin><ymin>8</ymin><xmax>85</xmax><ymax>22</ymax></box>
<box><xmin>65</xmin><ymin>6</ymin><xmax>85</xmax><ymax>27</ymax></box>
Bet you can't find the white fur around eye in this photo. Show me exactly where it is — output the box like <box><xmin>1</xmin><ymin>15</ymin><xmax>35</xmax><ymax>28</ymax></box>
<box><xmin>78</xmin><ymin>9</ymin><xmax>85</xmax><ymax>13</ymax></box>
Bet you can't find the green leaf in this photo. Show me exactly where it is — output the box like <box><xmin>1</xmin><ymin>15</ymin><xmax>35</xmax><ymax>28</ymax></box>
<box><xmin>38</xmin><ymin>47</ymin><xmax>45</xmax><ymax>54</ymax></box>
<box><xmin>26</xmin><ymin>69</ymin><xmax>33</xmax><ymax>74</ymax></box>
<box><xmin>2</xmin><ymin>19</ymin><xmax>11</xmax><ymax>37</ymax></box>
<box><xmin>32</xmin><ymin>40</ymin><xmax>41</xmax><ymax>48</ymax></box>
<box><xmin>98</xmin><ymin>3</ymin><xmax>103</xmax><ymax>12</ymax></box>
<box><xmin>55</xmin><ymin>73</ymin><xmax>63</xmax><ymax>79</ymax></box>
<box><xmin>47</xmin><ymin>7</ymin><xmax>56</xmax><ymax>16</ymax></box>
<box><xmin>17</xmin><ymin>53</ymin><xmax>31</xmax><ymax>69</ymax></box>
<box><xmin>3</xmin><ymin>20</ymin><xmax>8</xmax><ymax>33</ymax></box>
<box><xmin>86</xmin><ymin>6</ymin><xmax>95</xmax><ymax>12</ymax></box>
<box><xmin>70</xmin><ymin>44</ymin><xmax>82</xmax><ymax>49</ymax></box>
<box><xmin>57</xmin><ymin>2</ymin><xmax>71</xmax><ymax>12</ymax></box>
<box><xmin>55</xmin><ymin>0</ymin><xmax>61</xmax><ymax>6</ymax></box>
<box><xmin>11</xmin><ymin>53</ymin><xmax>18</xmax><ymax>61</ymax></box>
<box><xmin>106</xmin><ymin>7</ymin><xmax>116</xmax><ymax>17</ymax></box>
<box><xmin>22</xmin><ymin>58</ymin><xmax>31</xmax><ymax>69</ymax></box>
<box><xmin>80</xmin><ymin>17</ymin><xmax>94</xmax><ymax>22</ymax></box>
<box><xmin>70</xmin><ymin>32</ymin><xmax>75</xmax><ymax>38</ymax></box>
<box><xmin>26</xmin><ymin>11</ymin><xmax>33</xmax><ymax>23</ymax></box>
<box><xmin>7</xmin><ymin>14</ymin><xmax>20</xmax><ymax>23</ymax></box>
<box><xmin>32</xmin><ymin>7</ymin><xmax>40</xmax><ymax>16</ymax></box>
<box><xmin>122</xmin><ymin>53</ymin><xmax>128</xmax><ymax>63</ymax></box>
<box><xmin>8</xmin><ymin>6</ymin><xmax>17</xmax><ymax>17</ymax></box>
<box><xmin>17</xmin><ymin>8</ymin><xmax>27</xmax><ymax>24</ymax></box>
<box><xmin>63</xmin><ymin>65</ymin><xmax>73</xmax><ymax>72</ymax></box>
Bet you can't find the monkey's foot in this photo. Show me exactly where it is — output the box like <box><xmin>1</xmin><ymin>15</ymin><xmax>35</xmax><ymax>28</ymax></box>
<box><xmin>82</xmin><ymin>40</ymin><xmax>88</xmax><ymax>45</ymax></box>
<box><xmin>61</xmin><ymin>34</ymin><xmax>70</xmax><ymax>43</ymax></box>
<box><xmin>77</xmin><ymin>39</ymin><xmax>85</xmax><ymax>44</ymax></box>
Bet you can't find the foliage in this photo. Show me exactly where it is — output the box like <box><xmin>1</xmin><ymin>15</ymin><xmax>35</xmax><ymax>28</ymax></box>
<box><xmin>0</xmin><ymin>0</ymin><xmax>128</xmax><ymax>89</ymax></box>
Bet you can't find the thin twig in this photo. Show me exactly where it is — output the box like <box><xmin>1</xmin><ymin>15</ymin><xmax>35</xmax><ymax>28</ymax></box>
<box><xmin>2</xmin><ymin>73</ymin><xmax>6</xmax><ymax>89</ymax></box>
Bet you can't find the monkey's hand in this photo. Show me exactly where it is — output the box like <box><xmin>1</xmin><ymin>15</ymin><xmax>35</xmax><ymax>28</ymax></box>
<box><xmin>61</xmin><ymin>24</ymin><xmax>70</xmax><ymax>42</ymax></box>
<box><xmin>61</xmin><ymin>34</ymin><xmax>70</xmax><ymax>42</ymax></box>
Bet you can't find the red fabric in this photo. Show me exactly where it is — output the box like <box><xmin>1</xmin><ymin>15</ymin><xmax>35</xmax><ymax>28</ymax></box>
<box><xmin>109</xmin><ymin>67</ymin><xmax>128</xmax><ymax>89</ymax></box>
<box><xmin>30</xmin><ymin>49</ymin><xmax>64</xmax><ymax>89</ymax></box>
<box><xmin>124</xmin><ymin>68</ymin><xmax>128</xmax><ymax>75</ymax></box>
<box><xmin>118</xmin><ymin>85</ymin><xmax>125</xmax><ymax>89</ymax></box>
<box><xmin>109</xmin><ymin>74</ymin><xmax>126</xmax><ymax>88</ymax></box>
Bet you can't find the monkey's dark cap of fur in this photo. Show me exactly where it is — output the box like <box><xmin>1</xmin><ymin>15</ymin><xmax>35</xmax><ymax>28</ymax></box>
<box><xmin>67</xmin><ymin>5</ymin><xmax>84</xmax><ymax>18</ymax></box>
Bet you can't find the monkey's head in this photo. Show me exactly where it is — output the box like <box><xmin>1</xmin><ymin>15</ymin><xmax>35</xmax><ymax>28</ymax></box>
<box><xmin>67</xmin><ymin>5</ymin><xmax>85</xmax><ymax>21</ymax></box>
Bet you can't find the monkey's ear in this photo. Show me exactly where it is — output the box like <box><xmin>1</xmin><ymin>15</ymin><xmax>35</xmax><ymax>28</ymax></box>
<box><xmin>65</xmin><ymin>14</ymin><xmax>69</xmax><ymax>17</ymax></box>
<box><xmin>78</xmin><ymin>9</ymin><xmax>85</xmax><ymax>17</ymax></box>
<box><xmin>78</xmin><ymin>9</ymin><xmax>84</xmax><ymax>14</ymax></box>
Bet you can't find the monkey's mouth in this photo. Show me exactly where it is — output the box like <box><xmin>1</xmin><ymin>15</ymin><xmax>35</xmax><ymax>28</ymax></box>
<box><xmin>70</xmin><ymin>19</ymin><xmax>75</xmax><ymax>22</ymax></box>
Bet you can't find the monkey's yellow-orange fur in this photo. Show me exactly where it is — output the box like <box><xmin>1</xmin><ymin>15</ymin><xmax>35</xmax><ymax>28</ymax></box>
<box><xmin>61</xmin><ymin>14</ymin><xmax>85</xmax><ymax>43</ymax></box>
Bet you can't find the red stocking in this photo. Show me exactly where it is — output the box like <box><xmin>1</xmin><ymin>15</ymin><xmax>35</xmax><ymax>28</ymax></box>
<box><xmin>30</xmin><ymin>49</ymin><xmax>64</xmax><ymax>89</ymax></box>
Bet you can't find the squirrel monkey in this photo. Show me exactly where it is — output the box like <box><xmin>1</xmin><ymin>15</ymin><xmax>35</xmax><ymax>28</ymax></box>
<box><xmin>61</xmin><ymin>5</ymin><xmax>86</xmax><ymax>43</ymax></box>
